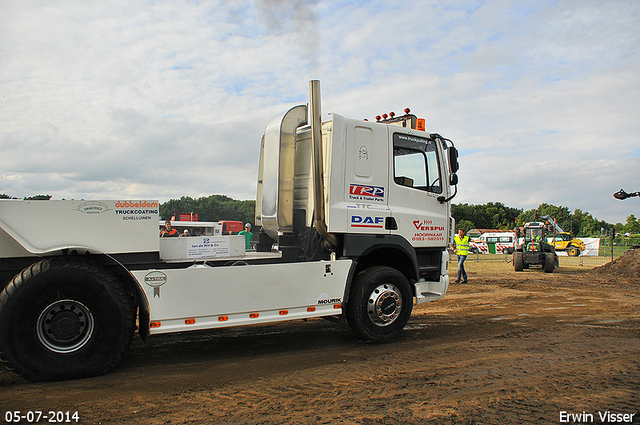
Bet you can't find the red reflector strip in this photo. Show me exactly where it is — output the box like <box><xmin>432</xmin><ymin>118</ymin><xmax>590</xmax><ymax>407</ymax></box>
<box><xmin>249</xmin><ymin>313</ymin><xmax>259</xmax><ymax>319</ymax></box>
<box><xmin>185</xmin><ymin>318</ymin><xmax>195</xmax><ymax>325</ymax></box>
<box><xmin>334</xmin><ymin>304</ymin><xmax>342</xmax><ymax>309</ymax></box>
<box><xmin>279</xmin><ymin>310</ymin><xmax>288</xmax><ymax>316</ymax></box>
<box><xmin>218</xmin><ymin>316</ymin><xmax>228</xmax><ymax>322</ymax></box>
<box><xmin>307</xmin><ymin>306</ymin><xmax>316</xmax><ymax>312</ymax></box>
<box><xmin>150</xmin><ymin>322</ymin><xmax>161</xmax><ymax>328</ymax></box>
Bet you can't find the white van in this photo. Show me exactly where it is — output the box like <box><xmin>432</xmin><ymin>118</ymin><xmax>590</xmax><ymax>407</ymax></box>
<box><xmin>470</xmin><ymin>232</ymin><xmax>516</xmax><ymax>254</ymax></box>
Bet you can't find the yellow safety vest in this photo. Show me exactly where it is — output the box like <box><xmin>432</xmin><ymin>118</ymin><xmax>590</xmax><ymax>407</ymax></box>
<box><xmin>454</xmin><ymin>235</ymin><xmax>469</xmax><ymax>256</ymax></box>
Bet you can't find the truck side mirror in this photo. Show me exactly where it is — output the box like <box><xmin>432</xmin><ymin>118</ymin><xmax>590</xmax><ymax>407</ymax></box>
<box><xmin>437</xmin><ymin>146</ymin><xmax>460</xmax><ymax>204</ymax></box>
<box><xmin>448</xmin><ymin>146</ymin><xmax>459</xmax><ymax>174</ymax></box>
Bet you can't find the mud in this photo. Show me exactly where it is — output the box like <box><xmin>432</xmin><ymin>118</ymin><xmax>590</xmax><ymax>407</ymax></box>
<box><xmin>1</xmin><ymin>259</ymin><xmax>639</xmax><ymax>424</ymax></box>
<box><xmin>592</xmin><ymin>248</ymin><xmax>640</xmax><ymax>280</ymax></box>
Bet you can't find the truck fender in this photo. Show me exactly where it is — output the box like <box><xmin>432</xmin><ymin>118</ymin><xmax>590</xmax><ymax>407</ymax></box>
<box><xmin>341</xmin><ymin>234</ymin><xmax>419</xmax><ymax>302</ymax></box>
<box><xmin>99</xmin><ymin>253</ymin><xmax>151</xmax><ymax>342</ymax></box>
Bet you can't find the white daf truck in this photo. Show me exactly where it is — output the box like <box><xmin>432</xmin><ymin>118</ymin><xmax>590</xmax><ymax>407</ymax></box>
<box><xmin>0</xmin><ymin>81</ymin><xmax>459</xmax><ymax>381</ymax></box>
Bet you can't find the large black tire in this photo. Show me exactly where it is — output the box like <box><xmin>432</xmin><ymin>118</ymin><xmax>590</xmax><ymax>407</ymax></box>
<box><xmin>346</xmin><ymin>266</ymin><xmax>413</xmax><ymax>342</ymax></box>
<box><xmin>543</xmin><ymin>253</ymin><xmax>556</xmax><ymax>273</ymax></box>
<box><xmin>513</xmin><ymin>252</ymin><xmax>524</xmax><ymax>272</ymax></box>
<box><xmin>0</xmin><ymin>257</ymin><xmax>136</xmax><ymax>381</ymax></box>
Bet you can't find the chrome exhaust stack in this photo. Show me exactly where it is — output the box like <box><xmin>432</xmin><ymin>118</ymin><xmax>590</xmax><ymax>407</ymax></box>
<box><xmin>309</xmin><ymin>80</ymin><xmax>338</xmax><ymax>248</ymax></box>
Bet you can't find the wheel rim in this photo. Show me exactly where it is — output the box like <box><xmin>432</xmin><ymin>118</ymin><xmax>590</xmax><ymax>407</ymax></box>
<box><xmin>37</xmin><ymin>299</ymin><xmax>94</xmax><ymax>353</ymax></box>
<box><xmin>367</xmin><ymin>283</ymin><xmax>402</xmax><ymax>327</ymax></box>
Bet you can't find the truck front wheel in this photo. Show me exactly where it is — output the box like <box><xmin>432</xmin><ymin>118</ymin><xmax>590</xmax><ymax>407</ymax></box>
<box><xmin>346</xmin><ymin>266</ymin><xmax>413</xmax><ymax>342</ymax></box>
<box><xmin>0</xmin><ymin>257</ymin><xmax>136</xmax><ymax>381</ymax></box>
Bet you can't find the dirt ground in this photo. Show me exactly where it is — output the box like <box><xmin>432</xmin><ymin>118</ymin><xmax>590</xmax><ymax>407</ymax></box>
<box><xmin>1</xmin><ymin>256</ymin><xmax>639</xmax><ymax>424</ymax></box>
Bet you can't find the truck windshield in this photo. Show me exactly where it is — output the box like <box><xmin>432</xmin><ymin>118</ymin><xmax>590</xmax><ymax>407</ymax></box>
<box><xmin>393</xmin><ymin>134</ymin><xmax>442</xmax><ymax>194</ymax></box>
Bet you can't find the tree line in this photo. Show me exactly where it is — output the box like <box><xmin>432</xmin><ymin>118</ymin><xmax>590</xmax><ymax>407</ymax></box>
<box><xmin>159</xmin><ymin>195</ymin><xmax>256</xmax><ymax>226</ymax></box>
<box><xmin>3</xmin><ymin>193</ymin><xmax>638</xmax><ymax>237</ymax></box>
<box><xmin>453</xmin><ymin>202</ymin><xmax>636</xmax><ymax>237</ymax></box>
<box><xmin>1</xmin><ymin>194</ymin><xmax>52</xmax><ymax>200</ymax></box>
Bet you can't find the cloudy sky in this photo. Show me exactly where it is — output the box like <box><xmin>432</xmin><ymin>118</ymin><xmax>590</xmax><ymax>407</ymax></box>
<box><xmin>1</xmin><ymin>0</ymin><xmax>639</xmax><ymax>224</ymax></box>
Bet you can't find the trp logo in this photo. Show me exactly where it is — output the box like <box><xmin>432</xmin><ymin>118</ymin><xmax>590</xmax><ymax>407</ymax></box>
<box><xmin>349</xmin><ymin>184</ymin><xmax>385</xmax><ymax>198</ymax></box>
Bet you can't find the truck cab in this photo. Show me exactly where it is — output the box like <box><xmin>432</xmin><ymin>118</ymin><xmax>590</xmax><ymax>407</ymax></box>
<box><xmin>256</xmin><ymin>83</ymin><xmax>458</xmax><ymax>300</ymax></box>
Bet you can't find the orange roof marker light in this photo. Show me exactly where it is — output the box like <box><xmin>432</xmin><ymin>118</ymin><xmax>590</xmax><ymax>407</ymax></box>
<box><xmin>307</xmin><ymin>306</ymin><xmax>316</xmax><ymax>312</ymax></box>
<box><xmin>249</xmin><ymin>312</ymin><xmax>259</xmax><ymax>319</ymax></box>
<box><xmin>150</xmin><ymin>321</ymin><xmax>161</xmax><ymax>328</ymax></box>
<box><xmin>279</xmin><ymin>310</ymin><xmax>288</xmax><ymax>316</ymax></box>
<box><xmin>218</xmin><ymin>316</ymin><xmax>229</xmax><ymax>322</ymax></box>
<box><xmin>185</xmin><ymin>318</ymin><xmax>195</xmax><ymax>325</ymax></box>
<box><xmin>334</xmin><ymin>303</ymin><xmax>342</xmax><ymax>309</ymax></box>
<box><xmin>373</xmin><ymin>108</ymin><xmax>424</xmax><ymax>130</ymax></box>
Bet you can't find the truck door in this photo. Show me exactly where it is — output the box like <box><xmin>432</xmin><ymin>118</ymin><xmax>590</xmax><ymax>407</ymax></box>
<box><xmin>387</xmin><ymin>132</ymin><xmax>448</xmax><ymax>247</ymax></box>
<box><xmin>344</xmin><ymin>121</ymin><xmax>391</xmax><ymax>234</ymax></box>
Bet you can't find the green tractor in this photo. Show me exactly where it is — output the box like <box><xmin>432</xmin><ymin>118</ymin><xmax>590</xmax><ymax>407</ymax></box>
<box><xmin>513</xmin><ymin>221</ymin><xmax>558</xmax><ymax>273</ymax></box>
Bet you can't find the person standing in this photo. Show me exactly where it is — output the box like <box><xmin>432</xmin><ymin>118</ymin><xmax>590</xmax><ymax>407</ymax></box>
<box><xmin>453</xmin><ymin>228</ymin><xmax>469</xmax><ymax>283</ymax></box>
<box><xmin>160</xmin><ymin>220</ymin><xmax>179</xmax><ymax>237</ymax></box>
<box><xmin>238</xmin><ymin>223</ymin><xmax>253</xmax><ymax>250</ymax></box>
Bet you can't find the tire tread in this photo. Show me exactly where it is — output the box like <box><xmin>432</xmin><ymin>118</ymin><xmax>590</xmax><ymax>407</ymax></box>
<box><xmin>0</xmin><ymin>257</ymin><xmax>136</xmax><ymax>381</ymax></box>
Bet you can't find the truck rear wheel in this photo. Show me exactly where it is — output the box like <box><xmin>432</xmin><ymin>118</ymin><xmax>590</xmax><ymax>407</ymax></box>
<box><xmin>543</xmin><ymin>253</ymin><xmax>556</xmax><ymax>273</ymax></box>
<box><xmin>567</xmin><ymin>246</ymin><xmax>580</xmax><ymax>257</ymax></box>
<box><xmin>346</xmin><ymin>266</ymin><xmax>413</xmax><ymax>342</ymax></box>
<box><xmin>0</xmin><ymin>257</ymin><xmax>136</xmax><ymax>381</ymax></box>
<box><xmin>513</xmin><ymin>252</ymin><xmax>524</xmax><ymax>271</ymax></box>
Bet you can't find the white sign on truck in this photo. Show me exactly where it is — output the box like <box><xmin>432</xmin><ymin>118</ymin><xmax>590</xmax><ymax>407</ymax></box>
<box><xmin>0</xmin><ymin>81</ymin><xmax>460</xmax><ymax>381</ymax></box>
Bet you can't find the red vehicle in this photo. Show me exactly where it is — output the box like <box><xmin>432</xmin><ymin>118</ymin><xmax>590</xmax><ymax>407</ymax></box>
<box><xmin>220</xmin><ymin>220</ymin><xmax>244</xmax><ymax>234</ymax></box>
<box><xmin>171</xmin><ymin>212</ymin><xmax>198</xmax><ymax>221</ymax></box>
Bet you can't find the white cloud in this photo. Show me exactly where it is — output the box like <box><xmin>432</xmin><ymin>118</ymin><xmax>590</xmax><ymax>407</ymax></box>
<box><xmin>1</xmin><ymin>0</ymin><xmax>639</xmax><ymax>224</ymax></box>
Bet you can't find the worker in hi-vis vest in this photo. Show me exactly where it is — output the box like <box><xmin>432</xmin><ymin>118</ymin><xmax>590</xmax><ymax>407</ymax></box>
<box><xmin>453</xmin><ymin>228</ymin><xmax>469</xmax><ymax>283</ymax></box>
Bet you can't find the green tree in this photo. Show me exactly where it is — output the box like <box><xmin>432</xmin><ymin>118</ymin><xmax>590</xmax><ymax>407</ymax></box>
<box><xmin>624</xmin><ymin>214</ymin><xmax>640</xmax><ymax>234</ymax></box>
<box><xmin>0</xmin><ymin>194</ymin><xmax>51</xmax><ymax>200</ymax></box>
<box><xmin>160</xmin><ymin>195</ymin><xmax>256</xmax><ymax>226</ymax></box>
<box><xmin>516</xmin><ymin>203</ymin><xmax>613</xmax><ymax>237</ymax></box>
<box><xmin>24</xmin><ymin>195</ymin><xmax>52</xmax><ymax>200</ymax></box>
<box><xmin>452</xmin><ymin>202</ymin><xmax>521</xmax><ymax>230</ymax></box>
<box><xmin>614</xmin><ymin>222</ymin><xmax>624</xmax><ymax>235</ymax></box>
<box><xmin>456</xmin><ymin>219</ymin><xmax>475</xmax><ymax>233</ymax></box>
